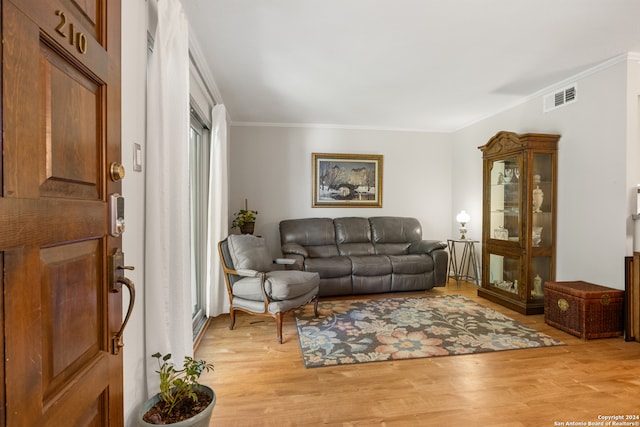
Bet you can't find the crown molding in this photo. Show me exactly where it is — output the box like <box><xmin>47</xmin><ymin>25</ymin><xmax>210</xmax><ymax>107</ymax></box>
<box><xmin>230</xmin><ymin>121</ymin><xmax>443</xmax><ymax>133</ymax></box>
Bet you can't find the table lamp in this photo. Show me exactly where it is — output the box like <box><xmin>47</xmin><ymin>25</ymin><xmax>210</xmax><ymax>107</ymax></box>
<box><xmin>456</xmin><ymin>210</ymin><xmax>470</xmax><ymax>239</ymax></box>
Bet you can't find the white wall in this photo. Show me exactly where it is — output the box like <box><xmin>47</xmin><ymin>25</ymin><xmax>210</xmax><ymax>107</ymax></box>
<box><xmin>229</xmin><ymin>126</ymin><xmax>453</xmax><ymax>256</ymax></box>
<box><xmin>121</xmin><ymin>0</ymin><xmax>148</xmax><ymax>425</ymax></box>
<box><xmin>452</xmin><ymin>56</ymin><xmax>640</xmax><ymax>290</ymax></box>
<box><xmin>626</xmin><ymin>60</ymin><xmax>640</xmax><ymax>250</ymax></box>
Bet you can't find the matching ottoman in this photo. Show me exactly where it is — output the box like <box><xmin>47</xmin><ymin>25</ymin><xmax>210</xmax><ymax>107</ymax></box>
<box><xmin>544</xmin><ymin>281</ymin><xmax>624</xmax><ymax>340</ymax></box>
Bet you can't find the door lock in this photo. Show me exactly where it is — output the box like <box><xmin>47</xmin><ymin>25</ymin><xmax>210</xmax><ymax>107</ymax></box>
<box><xmin>110</xmin><ymin>162</ymin><xmax>126</xmax><ymax>181</ymax></box>
<box><xmin>109</xmin><ymin>193</ymin><xmax>125</xmax><ymax>237</ymax></box>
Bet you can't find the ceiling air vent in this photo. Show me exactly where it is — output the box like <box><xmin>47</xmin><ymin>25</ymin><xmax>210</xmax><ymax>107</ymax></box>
<box><xmin>543</xmin><ymin>83</ymin><xmax>578</xmax><ymax>112</ymax></box>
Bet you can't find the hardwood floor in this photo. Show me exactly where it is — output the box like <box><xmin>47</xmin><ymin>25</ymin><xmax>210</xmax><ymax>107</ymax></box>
<box><xmin>195</xmin><ymin>281</ymin><xmax>640</xmax><ymax>426</ymax></box>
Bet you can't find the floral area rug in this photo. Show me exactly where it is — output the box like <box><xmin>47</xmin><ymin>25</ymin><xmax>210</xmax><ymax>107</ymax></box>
<box><xmin>294</xmin><ymin>294</ymin><xmax>564</xmax><ymax>368</ymax></box>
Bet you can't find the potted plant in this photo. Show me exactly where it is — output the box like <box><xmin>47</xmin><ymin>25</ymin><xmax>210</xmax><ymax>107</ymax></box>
<box><xmin>140</xmin><ymin>353</ymin><xmax>215</xmax><ymax>426</ymax></box>
<box><xmin>231</xmin><ymin>209</ymin><xmax>258</xmax><ymax>234</ymax></box>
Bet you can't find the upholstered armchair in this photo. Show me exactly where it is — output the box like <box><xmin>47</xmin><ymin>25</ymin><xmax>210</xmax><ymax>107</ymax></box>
<box><xmin>218</xmin><ymin>234</ymin><xmax>320</xmax><ymax>343</ymax></box>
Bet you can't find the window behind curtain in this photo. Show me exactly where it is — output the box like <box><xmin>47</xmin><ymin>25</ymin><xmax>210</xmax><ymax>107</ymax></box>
<box><xmin>189</xmin><ymin>111</ymin><xmax>210</xmax><ymax>340</ymax></box>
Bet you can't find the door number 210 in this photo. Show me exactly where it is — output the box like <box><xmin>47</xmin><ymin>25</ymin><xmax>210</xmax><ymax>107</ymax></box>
<box><xmin>55</xmin><ymin>10</ymin><xmax>87</xmax><ymax>54</ymax></box>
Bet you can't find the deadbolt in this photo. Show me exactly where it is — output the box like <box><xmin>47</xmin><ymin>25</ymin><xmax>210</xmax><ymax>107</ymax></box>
<box><xmin>110</xmin><ymin>162</ymin><xmax>125</xmax><ymax>181</ymax></box>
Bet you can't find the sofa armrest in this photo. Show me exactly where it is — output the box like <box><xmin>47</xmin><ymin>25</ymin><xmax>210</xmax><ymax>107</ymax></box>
<box><xmin>409</xmin><ymin>241</ymin><xmax>449</xmax><ymax>286</ymax></box>
<box><xmin>281</xmin><ymin>242</ymin><xmax>309</xmax><ymax>258</ymax></box>
<box><xmin>409</xmin><ymin>240</ymin><xmax>447</xmax><ymax>254</ymax></box>
<box><xmin>431</xmin><ymin>250</ymin><xmax>449</xmax><ymax>286</ymax></box>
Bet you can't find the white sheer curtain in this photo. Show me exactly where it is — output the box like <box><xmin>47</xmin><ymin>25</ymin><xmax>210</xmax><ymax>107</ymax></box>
<box><xmin>144</xmin><ymin>0</ymin><xmax>192</xmax><ymax>394</ymax></box>
<box><xmin>206</xmin><ymin>104</ymin><xmax>230</xmax><ymax>317</ymax></box>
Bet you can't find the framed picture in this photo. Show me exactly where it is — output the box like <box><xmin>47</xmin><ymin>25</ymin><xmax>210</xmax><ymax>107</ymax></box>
<box><xmin>312</xmin><ymin>152</ymin><xmax>383</xmax><ymax>208</ymax></box>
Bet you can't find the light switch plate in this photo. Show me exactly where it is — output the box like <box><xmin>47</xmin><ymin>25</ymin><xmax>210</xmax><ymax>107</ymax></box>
<box><xmin>133</xmin><ymin>143</ymin><xmax>142</xmax><ymax>172</ymax></box>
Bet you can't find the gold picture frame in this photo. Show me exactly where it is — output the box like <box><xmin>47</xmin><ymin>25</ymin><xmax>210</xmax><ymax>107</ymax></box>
<box><xmin>312</xmin><ymin>153</ymin><xmax>383</xmax><ymax>208</ymax></box>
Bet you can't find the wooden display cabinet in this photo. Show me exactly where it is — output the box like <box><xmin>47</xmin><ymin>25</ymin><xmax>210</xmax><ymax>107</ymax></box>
<box><xmin>478</xmin><ymin>131</ymin><xmax>560</xmax><ymax>314</ymax></box>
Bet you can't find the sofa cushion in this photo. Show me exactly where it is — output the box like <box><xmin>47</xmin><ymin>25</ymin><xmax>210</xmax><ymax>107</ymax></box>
<box><xmin>335</xmin><ymin>217</ymin><xmax>374</xmax><ymax>256</ymax></box>
<box><xmin>374</xmin><ymin>242</ymin><xmax>411</xmax><ymax>255</ymax></box>
<box><xmin>280</xmin><ymin>218</ymin><xmax>339</xmax><ymax>258</ymax></box>
<box><xmin>280</xmin><ymin>217</ymin><xmax>336</xmax><ymax>246</ymax></box>
<box><xmin>350</xmin><ymin>255</ymin><xmax>392</xmax><ymax>276</ymax></box>
<box><xmin>370</xmin><ymin>216</ymin><xmax>422</xmax><ymax>243</ymax></box>
<box><xmin>306</xmin><ymin>245</ymin><xmax>341</xmax><ymax>258</ymax></box>
<box><xmin>227</xmin><ymin>234</ymin><xmax>272</xmax><ymax>272</ymax></box>
<box><xmin>304</xmin><ymin>256</ymin><xmax>352</xmax><ymax>278</ymax></box>
<box><xmin>388</xmin><ymin>254</ymin><xmax>434</xmax><ymax>274</ymax></box>
<box><xmin>370</xmin><ymin>217</ymin><xmax>422</xmax><ymax>255</ymax></box>
<box><xmin>339</xmin><ymin>243</ymin><xmax>375</xmax><ymax>256</ymax></box>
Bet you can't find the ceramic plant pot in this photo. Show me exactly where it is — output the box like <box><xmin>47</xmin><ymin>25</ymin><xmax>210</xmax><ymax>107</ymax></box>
<box><xmin>139</xmin><ymin>385</ymin><xmax>216</xmax><ymax>427</ymax></box>
<box><xmin>239</xmin><ymin>221</ymin><xmax>255</xmax><ymax>234</ymax></box>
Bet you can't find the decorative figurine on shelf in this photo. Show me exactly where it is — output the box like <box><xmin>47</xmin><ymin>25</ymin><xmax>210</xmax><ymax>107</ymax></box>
<box><xmin>532</xmin><ymin>185</ymin><xmax>544</xmax><ymax>212</ymax></box>
<box><xmin>503</xmin><ymin>168</ymin><xmax>513</xmax><ymax>183</ymax></box>
<box><xmin>532</xmin><ymin>226</ymin><xmax>543</xmax><ymax>247</ymax></box>
<box><xmin>532</xmin><ymin>274</ymin><xmax>543</xmax><ymax>297</ymax></box>
<box><xmin>494</xmin><ymin>226</ymin><xmax>509</xmax><ymax>240</ymax></box>
<box><xmin>533</xmin><ymin>173</ymin><xmax>541</xmax><ymax>184</ymax></box>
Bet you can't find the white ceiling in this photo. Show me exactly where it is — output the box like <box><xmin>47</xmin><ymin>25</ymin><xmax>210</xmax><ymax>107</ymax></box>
<box><xmin>181</xmin><ymin>0</ymin><xmax>640</xmax><ymax>132</ymax></box>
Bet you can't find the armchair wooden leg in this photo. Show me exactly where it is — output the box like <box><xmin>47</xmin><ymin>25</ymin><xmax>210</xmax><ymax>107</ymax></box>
<box><xmin>275</xmin><ymin>312</ymin><xmax>284</xmax><ymax>344</ymax></box>
<box><xmin>313</xmin><ymin>295</ymin><xmax>319</xmax><ymax>317</ymax></box>
<box><xmin>229</xmin><ymin>307</ymin><xmax>236</xmax><ymax>330</ymax></box>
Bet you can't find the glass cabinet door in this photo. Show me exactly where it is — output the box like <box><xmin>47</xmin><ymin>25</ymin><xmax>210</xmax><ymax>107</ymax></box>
<box><xmin>530</xmin><ymin>152</ymin><xmax>554</xmax><ymax>300</ymax></box>
<box><xmin>488</xmin><ymin>253</ymin><xmax>521</xmax><ymax>295</ymax></box>
<box><xmin>489</xmin><ymin>157</ymin><xmax>521</xmax><ymax>242</ymax></box>
<box><xmin>530</xmin><ymin>256</ymin><xmax>551</xmax><ymax>299</ymax></box>
<box><xmin>532</xmin><ymin>153</ymin><xmax>553</xmax><ymax>248</ymax></box>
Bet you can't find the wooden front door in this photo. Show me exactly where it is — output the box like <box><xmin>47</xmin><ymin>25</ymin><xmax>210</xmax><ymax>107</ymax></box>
<box><xmin>1</xmin><ymin>0</ymin><xmax>125</xmax><ymax>425</ymax></box>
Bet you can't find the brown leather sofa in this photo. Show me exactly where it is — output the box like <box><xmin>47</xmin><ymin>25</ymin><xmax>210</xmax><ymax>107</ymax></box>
<box><xmin>279</xmin><ymin>217</ymin><xmax>448</xmax><ymax>297</ymax></box>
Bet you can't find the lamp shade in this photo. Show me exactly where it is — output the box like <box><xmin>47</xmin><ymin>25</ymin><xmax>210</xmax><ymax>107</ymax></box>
<box><xmin>456</xmin><ymin>210</ymin><xmax>470</xmax><ymax>224</ymax></box>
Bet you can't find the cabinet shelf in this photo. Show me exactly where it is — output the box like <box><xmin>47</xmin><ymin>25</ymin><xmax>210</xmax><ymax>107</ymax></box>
<box><xmin>490</xmin><ymin>209</ymin><xmax>519</xmax><ymax>214</ymax></box>
<box><xmin>478</xmin><ymin>131</ymin><xmax>559</xmax><ymax>315</ymax></box>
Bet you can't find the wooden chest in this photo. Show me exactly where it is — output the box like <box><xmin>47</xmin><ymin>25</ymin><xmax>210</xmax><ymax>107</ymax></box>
<box><xmin>544</xmin><ymin>281</ymin><xmax>624</xmax><ymax>339</ymax></box>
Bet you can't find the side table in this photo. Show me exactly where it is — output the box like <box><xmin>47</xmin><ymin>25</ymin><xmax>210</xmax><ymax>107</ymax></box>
<box><xmin>447</xmin><ymin>239</ymin><xmax>480</xmax><ymax>287</ymax></box>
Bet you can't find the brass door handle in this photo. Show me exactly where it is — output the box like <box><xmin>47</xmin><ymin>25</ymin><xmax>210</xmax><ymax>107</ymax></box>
<box><xmin>109</xmin><ymin>248</ymin><xmax>136</xmax><ymax>355</ymax></box>
<box><xmin>112</xmin><ymin>276</ymin><xmax>135</xmax><ymax>355</ymax></box>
